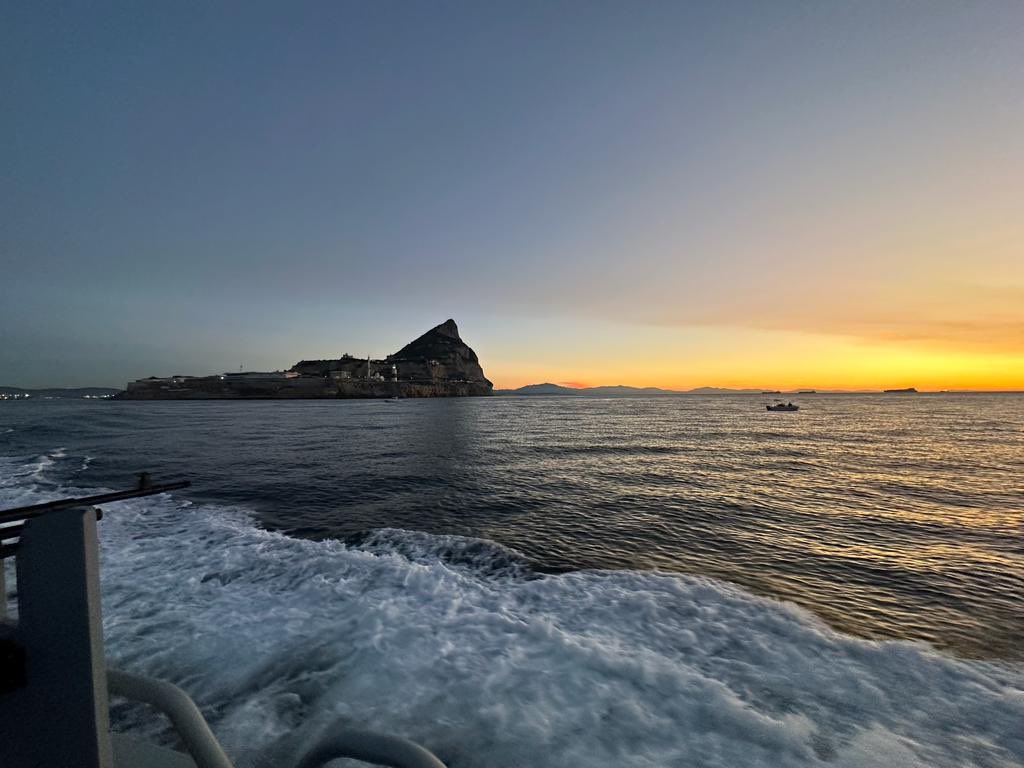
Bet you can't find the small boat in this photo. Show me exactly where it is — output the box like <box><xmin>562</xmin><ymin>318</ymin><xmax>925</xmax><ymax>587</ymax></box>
<box><xmin>767</xmin><ymin>402</ymin><xmax>799</xmax><ymax>412</ymax></box>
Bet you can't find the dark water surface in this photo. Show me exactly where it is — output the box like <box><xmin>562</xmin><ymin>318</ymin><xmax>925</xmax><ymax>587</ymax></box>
<box><xmin>2</xmin><ymin>394</ymin><xmax>1022</xmax><ymax>658</ymax></box>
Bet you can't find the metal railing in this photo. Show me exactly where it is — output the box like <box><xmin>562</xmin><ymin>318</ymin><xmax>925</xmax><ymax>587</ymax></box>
<box><xmin>294</xmin><ymin>728</ymin><xmax>448</xmax><ymax>768</ymax></box>
<box><xmin>2</xmin><ymin>475</ymin><xmax>448</xmax><ymax>768</ymax></box>
<box><xmin>109</xmin><ymin>666</ymin><xmax>449</xmax><ymax>768</ymax></box>
<box><xmin>108</xmin><ymin>666</ymin><xmax>449</xmax><ymax>768</ymax></box>
<box><xmin>108</xmin><ymin>668</ymin><xmax>234</xmax><ymax>768</ymax></box>
<box><xmin>0</xmin><ymin>473</ymin><xmax>191</xmax><ymax>526</ymax></box>
<box><xmin>1</xmin><ymin>474</ymin><xmax>190</xmax><ymax>575</ymax></box>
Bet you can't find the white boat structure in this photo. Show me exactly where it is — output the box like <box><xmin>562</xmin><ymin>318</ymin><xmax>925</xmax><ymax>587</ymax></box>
<box><xmin>766</xmin><ymin>401</ymin><xmax>799</xmax><ymax>412</ymax></box>
<box><xmin>385</xmin><ymin>365</ymin><xmax>402</xmax><ymax>401</ymax></box>
<box><xmin>0</xmin><ymin>475</ymin><xmax>446</xmax><ymax>768</ymax></box>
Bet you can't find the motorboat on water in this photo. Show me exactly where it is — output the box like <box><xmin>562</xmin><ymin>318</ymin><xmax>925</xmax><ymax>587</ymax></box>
<box><xmin>766</xmin><ymin>402</ymin><xmax>799</xmax><ymax>412</ymax></box>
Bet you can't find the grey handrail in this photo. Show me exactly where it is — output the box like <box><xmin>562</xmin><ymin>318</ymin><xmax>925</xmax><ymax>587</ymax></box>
<box><xmin>108</xmin><ymin>668</ymin><xmax>447</xmax><ymax>768</ymax></box>
<box><xmin>0</xmin><ymin>476</ymin><xmax>190</xmax><ymax>524</ymax></box>
<box><xmin>294</xmin><ymin>728</ymin><xmax>447</xmax><ymax>768</ymax></box>
<box><xmin>107</xmin><ymin>668</ymin><xmax>235</xmax><ymax>768</ymax></box>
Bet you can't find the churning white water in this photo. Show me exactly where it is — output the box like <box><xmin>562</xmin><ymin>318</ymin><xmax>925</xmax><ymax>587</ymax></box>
<box><xmin>3</xmin><ymin>450</ymin><xmax>1022</xmax><ymax>768</ymax></box>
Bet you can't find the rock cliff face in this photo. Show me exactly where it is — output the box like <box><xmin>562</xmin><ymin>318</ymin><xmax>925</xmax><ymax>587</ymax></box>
<box><xmin>118</xmin><ymin>320</ymin><xmax>492</xmax><ymax>399</ymax></box>
<box><xmin>387</xmin><ymin>319</ymin><xmax>490</xmax><ymax>387</ymax></box>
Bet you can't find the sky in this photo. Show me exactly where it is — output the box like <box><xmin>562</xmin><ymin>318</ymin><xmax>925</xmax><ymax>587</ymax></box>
<box><xmin>2</xmin><ymin>1</ymin><xmax>1023</xmax><ymax>390</ymax></box>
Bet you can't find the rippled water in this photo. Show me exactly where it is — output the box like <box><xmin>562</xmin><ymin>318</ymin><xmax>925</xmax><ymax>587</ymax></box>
<box><xmin>3</xmin><ymin>395</ymin><xmax>1024</xmax><ymax>767</ymax></box>
<box><xmin>2</xmin><ymin>394</ymin><xmax>1021</xmax><ymax>658</ymax></box>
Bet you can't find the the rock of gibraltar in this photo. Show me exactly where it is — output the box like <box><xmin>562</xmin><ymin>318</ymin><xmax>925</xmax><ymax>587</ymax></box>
<box><xmin>118</xmin><ymin>319</ymin><xmax>492</xmax><ymax>399</ymax></box>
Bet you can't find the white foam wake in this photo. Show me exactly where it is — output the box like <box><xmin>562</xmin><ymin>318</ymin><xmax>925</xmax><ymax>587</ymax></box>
<box><xmin>2</xmin><ymin>456</ymin><xmax>1022</xmax><ymax>768</ymax></box>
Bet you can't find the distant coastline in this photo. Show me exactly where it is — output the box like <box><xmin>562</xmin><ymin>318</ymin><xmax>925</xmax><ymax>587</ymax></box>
<box><xmin>6</xmin><ymin>382</ymin><xmax>1022</xmax><ymax>399</ymax></box>
<box><xmin>6</xmin><ymin>382</ymin><xmax>1022</xmax><ymax>401</ymax></box>
<box><xmin>0</xmin><ymin>386</ymin><xmax>120</xmax><ymax>400</ymax></box>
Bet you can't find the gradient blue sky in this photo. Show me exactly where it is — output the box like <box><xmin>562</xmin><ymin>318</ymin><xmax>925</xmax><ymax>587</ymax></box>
<box><xmin>3</xmin><ymin>1</ymin><xmax>1023</xmax><ymax>389</ymax></box>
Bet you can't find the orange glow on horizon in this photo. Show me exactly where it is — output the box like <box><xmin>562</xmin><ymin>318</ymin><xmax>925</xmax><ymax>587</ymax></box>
<box><xmin>485</xmin><ymin>325</ymin><xmax>1024</xmax><ymax>392</ymax></box>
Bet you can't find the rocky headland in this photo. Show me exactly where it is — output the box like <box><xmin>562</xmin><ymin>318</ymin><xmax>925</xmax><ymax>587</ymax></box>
<box><xmin>117</xmin><ymin>319</ymin><xmax>492</xmax><ymax>400</ymax></box>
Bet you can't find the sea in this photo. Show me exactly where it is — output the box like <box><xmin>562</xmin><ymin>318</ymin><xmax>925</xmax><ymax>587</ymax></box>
<box><xmin>1</xmin><ymin>394</ymin><xmax>1022</xmax><ymax>767</ymax></box>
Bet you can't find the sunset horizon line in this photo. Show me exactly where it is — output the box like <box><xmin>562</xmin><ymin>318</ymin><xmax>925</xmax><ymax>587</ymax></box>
<box><xmin>4</xmin><ymin>379</ymin><xmax>1022</xmax><ymax>395</ymax></box>
<box><xmin>491</xmin><ymin>380</ymin><xmax>1024</xmax><ymax>394</ymax></box>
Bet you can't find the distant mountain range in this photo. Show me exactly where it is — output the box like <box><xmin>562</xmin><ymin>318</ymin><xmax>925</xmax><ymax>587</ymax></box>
<box><xmin>0</xmin><ymin>386</ymin><xmax>122</xmax><ymax>399</ymax></box>
<box><xmin>494</xmin><ymin>383</ymin><xmax>767</xmax><ymax>396</ymax></box>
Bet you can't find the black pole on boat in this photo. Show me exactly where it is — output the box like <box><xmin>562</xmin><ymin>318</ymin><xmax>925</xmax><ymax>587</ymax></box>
<box><xmin>0</xmin><ymin>475</ymin><xmax>191</xmax><ymax>524</ymax></box>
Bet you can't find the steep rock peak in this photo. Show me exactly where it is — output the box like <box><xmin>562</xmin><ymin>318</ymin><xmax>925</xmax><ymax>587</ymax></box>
<box><xmin>434</xmin><ymin>319</ymin><xmax>460</xmax><ymax>339</ymax></box>
<box><xmin>391</xmin><ymin>319</ymin><xmax>469</xmax><ymax>360</ymax></box>
<box><xmin>385</xmin><ymin>319</ymin><xmax>489</xmax><ymax>386</ymax></box>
